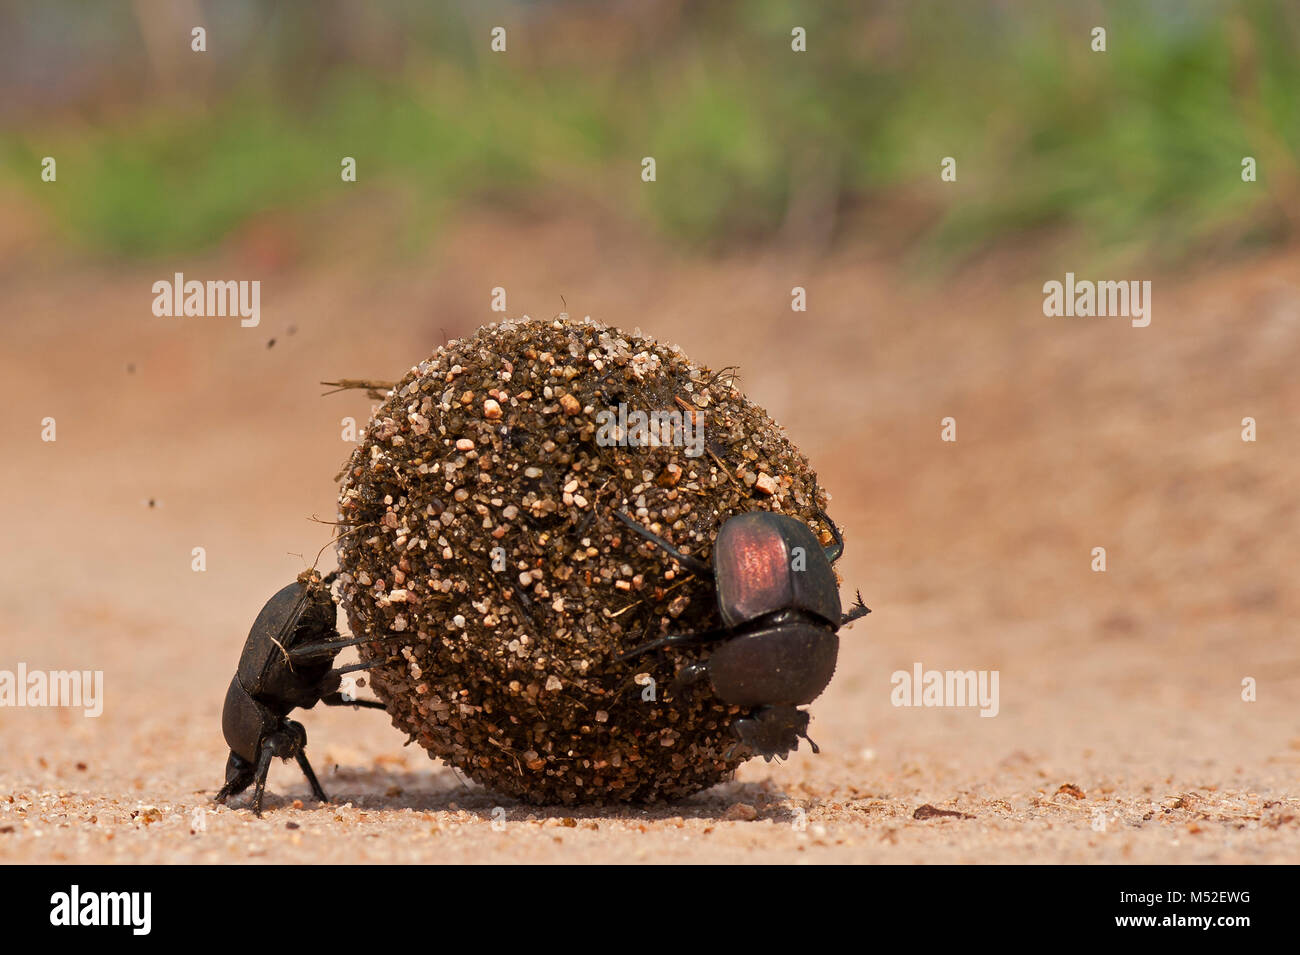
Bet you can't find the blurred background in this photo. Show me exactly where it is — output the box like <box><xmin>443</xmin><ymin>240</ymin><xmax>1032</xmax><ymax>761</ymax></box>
<box><xmin>0</xmin><ymin>1</ymin><xmax>1297</xmax><ymax>862</ymax></box>
<box><xmin>4</xmin><ymin>1</ymin><xmax>1299</xmax><ymax>261</ymax></box>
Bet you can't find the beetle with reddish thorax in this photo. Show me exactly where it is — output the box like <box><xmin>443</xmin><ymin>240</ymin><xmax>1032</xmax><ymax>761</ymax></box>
<box><xmin>615</xmin><ymin>506</ymin><xmax>870</xmax><ymax>761</ymax></box>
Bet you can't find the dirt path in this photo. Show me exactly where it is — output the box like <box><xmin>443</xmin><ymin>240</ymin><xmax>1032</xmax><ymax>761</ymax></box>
<box><xmin>1</xmin><ymin>206</ymin><xmax>1297</xmax><ymax>863</ymax></box>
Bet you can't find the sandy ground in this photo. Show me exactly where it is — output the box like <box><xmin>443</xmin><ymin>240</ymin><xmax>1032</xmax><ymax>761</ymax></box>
<box><xmin>1</xmin><ymin>198</ymin><xmax>1298</xmax><ymax>863</ymax></box>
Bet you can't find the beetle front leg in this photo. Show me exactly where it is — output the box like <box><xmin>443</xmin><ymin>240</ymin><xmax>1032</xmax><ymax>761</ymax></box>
<box><xmin>320</xmin><ymin>691</ymin><xmax>387</xmax><ymax>709</ymax></box>
<box><xmin>313</xmin><ymin>668</ymin><xmax>386</xmax><ymax>709</ymax></box>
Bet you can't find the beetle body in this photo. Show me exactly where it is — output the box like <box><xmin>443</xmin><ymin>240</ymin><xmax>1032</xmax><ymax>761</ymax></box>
<box><xmin>713</xmin><ymin>513</ymin><xmax>842</xmax><ymax>629</ymax></box>
<box><xmin>214</xmin><ymin>569</ymin><xmax>392</xmax><ymax>815</ymax></box>
<box><xmin>703</xmin><ymin>616</ymin><xmax>839</xmax><ymax>708</ymax></box>
<box><xmin>616</xmin><ymin>506</ymin><xmax>869</xmax><ymax>761</ymax></box>
<box><xmin>230</xmin><ymin>577</ymin><xmax>341</xmax><ymax>722</ymax></box>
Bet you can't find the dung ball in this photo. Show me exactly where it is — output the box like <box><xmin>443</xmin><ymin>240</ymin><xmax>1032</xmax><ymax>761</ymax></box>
<box><xmin>336</xmin><ymin>316</ymin><xmax>838</xmax><ymax>805</ymax></box>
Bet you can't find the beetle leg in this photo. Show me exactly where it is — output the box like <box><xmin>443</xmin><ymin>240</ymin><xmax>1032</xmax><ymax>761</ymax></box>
<box><xmin>728</xmin><ymin>705</ymin><xmax>814</xmax><ymax>762</ymax></box>
<box><xmin>840</xmin><ymin>590</ymin><xmax>871</xmax><ymax>626</ymax></box>
<box><xmin>574</xmin><ymin>506</ymin><xmax>598</xmax><ymax>541</ymax></box>
<box><xmin>248</xmin><ymin>721</ymin><xmax>308</xmax><ymax>816</ymax></box>
<box><xmin>816</xmin><ymin>506</ymin><xmax>846</xmax><ymax>565</ymax></box>
<box><xmin>295</xmin><ymin>751</ymin><xmax>329</xmax><ymax>803</ymax></box>
<box><xmin>332</xmin><ymin>657</ymin><xmax>401</xmax><ymax>676</ymax></box>
<box><xmin>320</xmin><ymin>691</ymin><xmax>387</xmax><ymax>709</ymax></box>
<box><xmin>668</xmin><ymin>662</ymin><xmax>710</xmax><ymax>701</ymax></box>
<box><xmin>288</xmin><ymin>630</ymin><xmax>410</xmax><ymax>660</ymax></box>
<box><xmin>616</xmin><ymin>625</ymin><xmax>731</xmax><ymax>663</ymax></box>
<box><xmin>510</xmin><ymin>586</ymin><xmax>538</xmax><ymax>629</ymax></box>
<box><xmin>214</xmin><ymin>752</ymin><xmax>255</xmax><ymax>805</ymax></box>
<box><xmin>613</xmin><ymin>511</ymin><xmax>713</xmax><ymax>579</ymax></box>
<box><xmin>248</xmin><ymin>740</ymin><xmax>280</xmax><ymax>816</ymax></box>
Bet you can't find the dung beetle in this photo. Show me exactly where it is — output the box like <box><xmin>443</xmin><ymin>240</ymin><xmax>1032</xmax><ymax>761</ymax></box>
<box><xmin>615</xmin><ymin>505</ymin><xmax>870</xmax><ymax>761</ymax></box>
<box><xmin>214</xmin><ymin>568</ymin><xmax>402</xmax><ymax>815</ymax></box>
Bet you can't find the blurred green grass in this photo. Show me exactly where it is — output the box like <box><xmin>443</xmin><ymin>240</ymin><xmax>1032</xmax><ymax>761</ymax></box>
<box><xmin>2</xmin><ymin>0</ymin><xmax>1296</xmax><ymax>263</ymax></box>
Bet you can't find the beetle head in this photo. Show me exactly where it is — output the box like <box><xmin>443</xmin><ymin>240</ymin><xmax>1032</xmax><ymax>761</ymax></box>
<box><xmin>731</xmin><ymin>704</ymin><xmax>818</xmax><ymax>762</ymax></box>
<box><xmin>287</xmin><ymin>570</ymin><xmax>339</xmax><ymax>649</ymax></box>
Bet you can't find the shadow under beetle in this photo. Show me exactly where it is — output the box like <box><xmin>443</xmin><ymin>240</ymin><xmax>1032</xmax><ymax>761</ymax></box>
<box><xmin>615</xmin><ymin>506</ymin><xmax>870</xmax><ymax>761</ymax></box>
<box><xmin>215</xmin><ymin>568</ymin><xmax>402</xmax><ymax>815</ymax></box>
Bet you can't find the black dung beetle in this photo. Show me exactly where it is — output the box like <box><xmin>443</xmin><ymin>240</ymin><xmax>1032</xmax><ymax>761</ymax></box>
<box><xmin>615</xmin><ymin>506</ymin><xmax>870</xmax><ymax>761</ymax></box>
<box><xmin>214</xmin><ymin>568</ymin><xmax>401</xmax><ymax>815</ymax></box>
